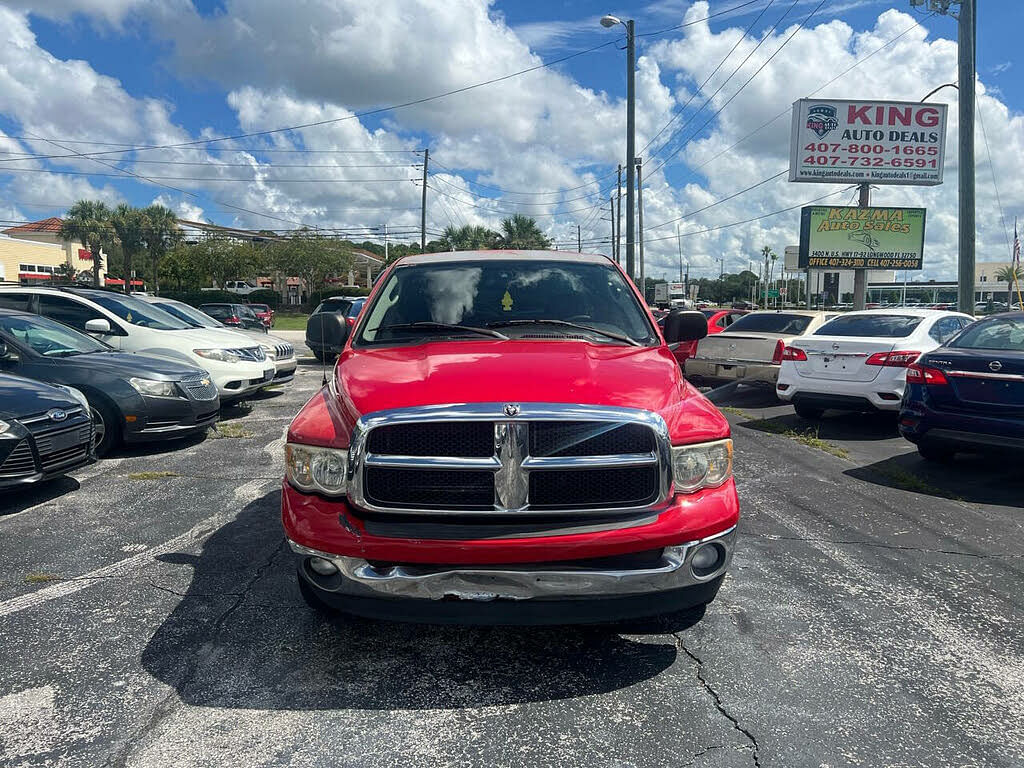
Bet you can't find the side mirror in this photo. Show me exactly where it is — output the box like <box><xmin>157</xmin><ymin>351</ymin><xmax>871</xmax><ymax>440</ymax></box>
<box><xmin>0</xmin><ymin>341</ymin><xmax>7</xmax><ymax>359</ymax></box>
<box><xmin>663</xmin><ymin>310</ymin><xmax>708</xmax><ymax>344</ymax></box>
<box><xmin>85</xmin><ymin>318</ymin><xmax>111</xmax><ymax>334</ymax></box>
<box><xmin>307</xmin><ymin>313</ymin><xmax>350</xmax><ymax>353</ymax></box>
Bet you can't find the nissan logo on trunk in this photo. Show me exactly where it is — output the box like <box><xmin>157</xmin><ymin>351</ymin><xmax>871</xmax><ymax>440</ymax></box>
<box><xmin>989</xmin><ymin>360</ymin><xmax>1003</xmax><ymax>372</ymax></box>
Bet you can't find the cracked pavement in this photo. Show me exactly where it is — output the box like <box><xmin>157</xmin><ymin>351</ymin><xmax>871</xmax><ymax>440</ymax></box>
<box><xmin>1</xmin><ymin>351</ymin><xmax>1022</xmax><ymax>767</ymax></box>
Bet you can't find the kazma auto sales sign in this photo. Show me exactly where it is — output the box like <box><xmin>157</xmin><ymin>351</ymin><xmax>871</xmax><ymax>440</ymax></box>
<box><xmin>789</xmin><ymin>98</ymin><xmax>948</xmax><ymax>185</ymax></box>
<box><xmin>798</xmin><ymin>206</ymin><xmax>926</xmax><ymax>270</ymax></box>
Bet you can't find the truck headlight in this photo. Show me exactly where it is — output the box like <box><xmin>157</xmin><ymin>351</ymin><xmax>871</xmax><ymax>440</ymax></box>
<box><xmin>285</xmin><ymin>443</ymin><xmax>348</xmax><ymax>496</ymax></box>
<box><xmin>194</xmin><ymin>348</ymin><xmax>241</xmax><ymax>363</ymax></box>
<box><xmin>128</xmin><ymin>377</ymin><xmax>181</xmax><ymax>398</ymax></box>
<box><xmin>671</xmin><ymin>439</ymin><xmax>733</xmax><ymax>493</ymax></box>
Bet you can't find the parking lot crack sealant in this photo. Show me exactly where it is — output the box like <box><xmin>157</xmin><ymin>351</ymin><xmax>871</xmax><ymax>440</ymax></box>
<box><xmin>675</xmin><ymin>636</ymin><xmax>761</xmax><ymax>768</ymax></box>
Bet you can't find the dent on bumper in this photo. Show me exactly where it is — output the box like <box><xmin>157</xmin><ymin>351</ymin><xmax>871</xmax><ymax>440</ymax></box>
<box><xmin>290</xmin><ymin>526</ymin><xmax>735</xmax><ymax>602</ymax></box>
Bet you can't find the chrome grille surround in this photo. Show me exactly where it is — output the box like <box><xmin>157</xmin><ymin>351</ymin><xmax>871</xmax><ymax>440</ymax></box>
<box><xmin>347</xmin><ymin>403</ymin><xmax>672</xmax><ymax>517</ymax></box>
<box><xmin>274</xmin><ymin>343</ymin><xmax>294</xmax><ymax>360</ymax></box>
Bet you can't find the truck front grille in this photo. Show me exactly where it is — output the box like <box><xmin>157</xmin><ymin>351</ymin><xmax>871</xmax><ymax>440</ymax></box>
<box><xmin>352</xmin><ymin>404</ymin><xmax>669</xmax><ymax>518</ymax></box>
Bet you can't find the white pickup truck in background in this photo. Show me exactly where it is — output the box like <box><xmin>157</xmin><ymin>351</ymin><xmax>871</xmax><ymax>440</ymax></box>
<box><xmin>202</xmin><ymin>280</ymin><xmax>260</xmax><ymax>295</ymax></box>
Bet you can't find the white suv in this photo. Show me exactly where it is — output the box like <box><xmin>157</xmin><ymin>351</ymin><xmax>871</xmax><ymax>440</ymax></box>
<box><xmin>0</xmin><ymin>287</ymin><xmax>276</xmax><ymax>402</ymax></box>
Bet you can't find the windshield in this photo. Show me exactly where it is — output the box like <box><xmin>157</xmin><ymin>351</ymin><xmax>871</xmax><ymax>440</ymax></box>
<box><xmin>78</xmin><ymin>291</ymin><xmax>193</xmax><ymax>330</ymax></box>
<box><xmin>815</xmin><ymin>314</ymin><xmax>923</xmax><ymax>338</ymax></box>
<box><xmin>949</xmin><ymin>316</ymin><xmax>1024</xmax><ymax>351</ymax></box>
<box><xmin>356</xmin><ymin>260</ymin><xmax>654</xmax><ymax>347</ymax></box>
<box><xmin>155</xmin><ymin>301</ymin><xmax>222</xmax><ymax>329</ymax></box>
<box><xmin>701</xmin><ymin>310</ymin><xmax>718</xmax><ymax>318</ymax></box>
<box><xmin>726</xmin><ymin>313</ymin><xmax>812</xmax><ymax>335</ymax></box>
<box><xmin>0</xmin><ymin>313</ymin><xmax>111</xmax><ymax>356</ymax></box>
<box><xmin>313</xmin><ymin>299</ymin><xmax>354</xmax><ymax>315</ymax></box>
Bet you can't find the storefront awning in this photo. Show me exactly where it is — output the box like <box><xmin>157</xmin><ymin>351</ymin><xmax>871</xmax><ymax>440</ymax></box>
<box><xmin>104</xmin><ymin>278</ymin><xmax>145</xmax><ymax>286</ymax></box>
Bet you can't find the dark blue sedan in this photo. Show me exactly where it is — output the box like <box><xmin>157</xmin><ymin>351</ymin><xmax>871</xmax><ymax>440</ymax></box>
<box><xmin>899</xmin><ymin>312</ymin><xmax>1024</xmax><ymax>461</ymax></box>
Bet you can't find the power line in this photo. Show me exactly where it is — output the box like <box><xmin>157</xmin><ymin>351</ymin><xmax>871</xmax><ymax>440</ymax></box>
<box><xmin>426</xmin><ymin>182</ymin><xmax>607</xmax><ymax>218</ymax></box>
<box><xmin>644</xmin><ymin>170</ymin><xmax>788</xmax><ymax>232</ymax></box>
<box><xmin>0</xmin><ymin>167</ymin><xmax>418</xmax><ymax>183</ymax></box>
<box><xmin>976</xmin><ymin>93</ymin><xmax>1014</xmax><ymax>261</ymax></box>
<box><xmin>635</xmin><ymin>0</ymin><xmax>764</xmax><ymax>37</ymax></box>
<box><xmin>428</xmin><ymin>171</ymin><xmax>614</xmax><ymax>205</ymax></box>
<box><xmin>640</xmin><ymin>0</ymin><xmax>778</xmax><ymax>159</ymax></box>
<box><xmin>647</xmin><ymin>0</ymin><xmax>828</xmax><ymax>179</ymax></box>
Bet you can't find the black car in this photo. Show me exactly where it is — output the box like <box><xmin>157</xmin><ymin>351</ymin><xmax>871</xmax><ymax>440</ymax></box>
<box><xmin>198</xmin><ymin>303</ymin><xmax>268</xmax><ymax>332</ymax></box>
<box><xmin>306</xmin><ymin>297</ymin><xmax>365</xmax><ymax>361</ymax></box>
<box><xmin>0</xmin><ymin>310</ymin><xmax>220</xmax><ymax>456</ymax></box>
<box><xmin>0</xmin><ymin>373</ymin><xmax>95</xmax><ymax>489</ymax></box>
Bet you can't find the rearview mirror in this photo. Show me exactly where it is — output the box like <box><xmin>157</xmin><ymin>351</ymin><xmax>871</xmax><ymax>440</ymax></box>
<box><xmin>84</xmin><ymin>318</ymin><xmax>111</xmax><ymax>334</ymax></box>
<box><xmin>662</xmin><ymin>310</ymin><xmax>708</xmax><ymax>344</ymax></box>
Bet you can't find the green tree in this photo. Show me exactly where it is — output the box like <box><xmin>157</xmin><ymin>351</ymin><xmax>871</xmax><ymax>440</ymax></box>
<box><xmin>111</xmin><ymin>204</ymin><xmax>147</xmax><ymax>293</ymax></box>
<box><xmin>995</xmin><ymin>265</ymin><xmax>1024</xmax><ymax>305</ymax></box>
<box><xmin>496</xmin><ymin>215</ymin><xmax>551</xmax><ymax>250</ymax></box>
<box><xmin>159</xmin><ymin>243</ymin><xmax>205</xmax><ymax>291</ymax></box>
<box><xmin>439</xmin><ymin>224</ymin><xmax>500</xmax><ymax>251</ymax></box>
<box><xmin>60</xmin><ymin>200</ymin><xmax>114</xmax><ymax>286</ymax></box>
<box><xmin>142</xmin><ymin>204</ymin><xmax>181</xmax><ymax>293</ymax></box>
<box><xmin>270</xmin><ymin>231</ymin><xmax>354</xmax><ymax>301</ymax></box>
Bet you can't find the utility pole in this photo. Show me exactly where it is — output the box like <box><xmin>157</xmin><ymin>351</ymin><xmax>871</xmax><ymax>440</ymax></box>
<box><xmin>636</xmin><ymin>156</ymin><xmax>645</xmax><ymax>297</ymax></box>
<box><xmin>676</xmin><ymin>224</ymin><xmax>683</xmax><ymax>283</ymax></box>
<box><xmin>384</xmin><ymin>222</ymin><xmax>389</xmax><ymax>262</ymax></box>
<box><xmin>853</xmin><ymin>182</ymin><xmax>870</xmax><ymax>310</ymax></box>
<box><xmin>420</xmin><ymin>148</ymin><xmax>429</xmax><ymax>253</ymax></box>
<box><xmin>958</xmin><ymin>0</ymin><xmax>976</xmax><ymax>314</ymax></box>
<box><xmin>602</xmin><ymin>16</ymin><xmax>636</xmax><ymax>281</ymax></box>
<box><xmin>609</xmin><ymin>197</ymin><xmax>615</xmax><ymax>261</ymax></box>
<box><xmin>577</xmin><ymin>224</ymin><xmax>582</xmax><ymax>253</ymax></box>
<box><xmin>616</xmin><ymin>164</ymin><xmax>623</xmax><ymax>265</ymax></box>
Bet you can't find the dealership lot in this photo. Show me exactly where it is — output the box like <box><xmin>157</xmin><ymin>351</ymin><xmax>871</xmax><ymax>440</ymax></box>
<box><xmin>1</xmin><ymin>348</ymin><xmax>1022</xmax><ymax>768</ymax></box>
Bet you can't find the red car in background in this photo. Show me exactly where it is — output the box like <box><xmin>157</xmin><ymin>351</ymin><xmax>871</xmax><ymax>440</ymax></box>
<box><xmin>249</xmin><ymin>303</ymin><xmax>275</xmax><ymax>327</ymax></box>
<box><xmin>665</xmin><ymin>309</ymin><xmax>749</xmax><ymax>366</ymax></box>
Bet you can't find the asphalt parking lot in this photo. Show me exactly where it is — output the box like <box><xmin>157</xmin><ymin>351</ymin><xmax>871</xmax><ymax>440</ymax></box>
<box><xmin>1</xmin><ymin>344</ymin><xmax>1022</xmax><ymax>768</ymax></box>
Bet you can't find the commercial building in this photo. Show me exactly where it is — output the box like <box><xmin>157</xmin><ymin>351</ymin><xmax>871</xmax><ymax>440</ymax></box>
<box><xmin>0</xmin><ymin>218</ymin><xmax>106</xmax><ymax>284</ymax></box>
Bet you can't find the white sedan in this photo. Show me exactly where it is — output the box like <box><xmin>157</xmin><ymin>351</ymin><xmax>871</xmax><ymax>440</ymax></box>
<box><xmin>776</xmin><ymin>309</ymin><xmax>975</xmax><ymax>419</ymax></box>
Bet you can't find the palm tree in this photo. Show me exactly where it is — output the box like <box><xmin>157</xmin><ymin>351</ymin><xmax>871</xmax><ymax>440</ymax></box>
<box><xmin>438</xmin><ymin>224</ymin><xmax>500</xmax><ymax>251</ymax></box>
<box><xmin>497</xmin><ymin>214</ymin><xmax>551</xmax><ymax>250</ymax></box>
<box><xmin>995</xmin><ymin>265</ymin><xmax>1024</xmax><ymax>306</ymax></box>
<box><xmin>111</xmin><ymin>204</ymin><xmax>148</xmax><ymax>293</ymax></box>
<box><xmin>59</xmin><ymin>200</ymin><xmax>113</xmax><ymax>286</ymax></box>
<box><xmin>142</xmin><ymin>204</ymin><xmax>181</xmax><ymax>293</ymax></box>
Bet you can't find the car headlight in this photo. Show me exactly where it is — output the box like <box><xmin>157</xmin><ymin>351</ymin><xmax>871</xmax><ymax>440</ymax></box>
<box><xmin>128</xmin><ymin>377</ymin><xmax>182</xmax><ymax>398</ymax></box>
<box><xmin>671</xmin><ymin>439</ymin><xmax>733</xmax><ymax>493</ymax></box>
<box><xmin>0</xmin><ymin>419</ymin><xmax>11</xmax><ymax>437</ymax></box>
<box><xmin>193</xmin><ymin>348</ymin><xmax>241</xmax><ymax>363</ymax></box>
<box><xmin>285</xmin><ymin>443</ymin><xmax>348</xmax><ymax>496</ymax></box>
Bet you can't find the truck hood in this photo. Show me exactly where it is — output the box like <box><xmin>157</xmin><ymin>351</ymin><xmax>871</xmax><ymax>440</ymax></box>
<box><xmin>290</xmin><ymin>340</ymin><xmax>729</xmax><ymax>447</ymax></box>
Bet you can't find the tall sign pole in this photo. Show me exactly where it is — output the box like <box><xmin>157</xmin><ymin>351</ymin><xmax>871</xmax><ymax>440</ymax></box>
<box><xmin>420</xmin><ymin>149</ymin><xmax>429</xmax><ymax>253</ymax></box>
<box><xmin>625</xmin><ymin>21</ymin><xmax>636</xmax><ymax>281</ymax></box>
<box><xmin>957</xmin><ymin>0</ymin><xmax>976</xmax><ymax>313</ymax></box>
<box><xmin>853</xmin><ymin>182</ymin><xmax>870</xmax><ymax>310</ymax></box>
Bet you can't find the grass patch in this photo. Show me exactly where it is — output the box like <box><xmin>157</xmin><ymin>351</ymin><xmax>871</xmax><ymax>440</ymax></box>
<box><xmin>209</xmin><ymin>423</ymin><xmax>255</xmax><ymax>439</ymax></box>
<box><xmin>745</xmin><ymin>419</ymin><xmax>850</xmax><ymax>460</ymax></box>
<box><xmin>25</xmin><ymin>572</ymin><xmax>59</xmax><ymax>583</ymax></box>
<box><xmin>872</xmin><ymin>466</ymin><xmax>963</xmax><ymax>501</ymax></box>
<box><xmin>128</xmin><ymin>470</ymin><xmax>181</xmax><ymax>480</ymax></box>
<box><xmin>719</xmin><ymin>406</ymin><xmax>752</xmax><ymax>419</ymax></box>
<box><xmin>271</xmin><ymin>314</ymin><xmax>309</xmax><ymax>330</ymax></box>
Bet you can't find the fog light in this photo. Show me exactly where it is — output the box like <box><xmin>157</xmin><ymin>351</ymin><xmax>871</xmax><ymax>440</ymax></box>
<box><xmin>309</xmin><ymin>556</ymin><xmax>338</xmax><ymax>576</ymax></box>
<box><xmin>690</xmin><ymin>543</ymin><xmax>725</xmax><ymax>578</ymax></box>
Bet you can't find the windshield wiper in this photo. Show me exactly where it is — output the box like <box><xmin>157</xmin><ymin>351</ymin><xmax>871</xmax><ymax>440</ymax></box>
<box><xmin>485</xmin><ymin>319</ymin><xmax>640</xmax><ymax>347</ymax></box>
<box><xmin>370</xmin><ymin>321</ymin><xmax>509</xmax><ymax>340</ymax></box>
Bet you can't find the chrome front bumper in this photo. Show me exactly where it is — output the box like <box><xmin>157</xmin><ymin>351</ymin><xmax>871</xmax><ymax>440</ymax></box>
<box><xmin>290</xmin><ymin>526</ymin><xmax>736</xmax><ymax>602</ymax></box>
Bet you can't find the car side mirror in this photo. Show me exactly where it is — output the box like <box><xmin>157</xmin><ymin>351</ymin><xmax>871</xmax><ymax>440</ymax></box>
<box><xmin>84</xmin><ymin>318</ymin><xmax>111</xmax><ymax>334</ymax></box>
<box><xmin>308</xmin><ymin>313</ymin><xmax>350</xmax><ymax>353</ymax></box>
<box><xmin>663</xmin><ymin>310</ymin><xmax>708</xmax><ymax>344</ymax></box>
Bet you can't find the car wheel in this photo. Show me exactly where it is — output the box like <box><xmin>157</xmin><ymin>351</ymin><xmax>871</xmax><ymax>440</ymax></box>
<box><xmin>917</xmin><ymin>442</ymin><xmax>955</xmax><ymax>463</ymax></box>
<box><xmin>90</xmin><ymin>399</ymin><xmax>121</xmax><ymax>457</ymax></box>
<box><xmin>794</xmin><ymin>403</ymin><xmax>825</xmax><ymax>420</ymax></box>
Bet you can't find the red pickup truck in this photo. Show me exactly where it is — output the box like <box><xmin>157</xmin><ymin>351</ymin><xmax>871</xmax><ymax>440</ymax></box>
<box><xmin>282</xmin><ymin>251</ymin><xmax>739</xmax><ymax>624</ymax></box>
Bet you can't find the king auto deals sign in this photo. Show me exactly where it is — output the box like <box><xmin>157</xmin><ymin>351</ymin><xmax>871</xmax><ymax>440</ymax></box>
<box><xmin>789</xmin><ymin>98</ymin><xmax>947</xmax><ymax>186</ymax></box>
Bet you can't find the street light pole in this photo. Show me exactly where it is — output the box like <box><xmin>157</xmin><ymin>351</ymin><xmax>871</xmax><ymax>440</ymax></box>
<box><xmin>957</xmin><ymin>0</ymin><xmax>976</xmax><ymax>314</ymax></box>
<box><xmin>602</xmin><ymin>15</ymin><xmax>635</xmax><ymax>283</ymax></box>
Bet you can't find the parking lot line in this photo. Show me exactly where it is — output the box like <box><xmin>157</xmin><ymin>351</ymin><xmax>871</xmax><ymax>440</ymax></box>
<box><xmin>0</xmin><ymin>477</ymin><xmax>276</xmax><ymax>620</ymax></box>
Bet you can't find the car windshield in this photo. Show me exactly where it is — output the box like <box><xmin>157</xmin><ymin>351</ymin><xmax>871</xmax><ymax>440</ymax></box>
<box><xmin>356</xmin><ymin>260</ymin><xmax>654</xmax><ymax>347</ymax></box>
<box><xmin>701</xmin><ymin>310</ymin><xmax>718</xmax><ymax>318</ymax></box>
<box><xmin>200</xmin><ymin>305</ymin><xmax>233</xmax><ymax>318</ymax></box>
<box><xmin>0</xmin><ymin>313</ymin><xmax>111</xmax><ymax>356</ymax></box>
<box><xmin>725</xmin><ymin>313</ymin><xmax>812</xmax><ymax>335</ymax></box>
<box><xmin>79</xmin><ymin>291</ymin><xmax>192</xmax><ymax>330</ymax></box>
<box><xmin>815</xmin><ymin>314</ymin><xmax>923</xmax><ymax>338</ymax></box>
<box><xmin>155</xmin><ymin>301</ymin><xmax>222</xmax><ymax>329</ymax></box>
<box><xmin>314</xmin><ymin>299</ymin><xmax>354</xmax><ymax>315</ymax></box>
<box><xmin>250</xmin><ymin>304</ymin><xmax>269</xmax><ymax>312</ymax></box>
<box><xmin>948</xmin><ymin>316</ymin><xmax>1024</xmax><ymax>351</ymax></box>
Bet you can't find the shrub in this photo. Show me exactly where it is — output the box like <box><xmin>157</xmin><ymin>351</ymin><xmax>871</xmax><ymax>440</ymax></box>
<box><xmin>247</xmin><ymin>288</ymin><xmax>282</xmax><ymax>308</ymax></box>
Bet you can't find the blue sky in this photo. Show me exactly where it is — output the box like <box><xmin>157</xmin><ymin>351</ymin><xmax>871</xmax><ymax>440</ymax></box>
<box><xmin>1</xmin><ymin>0</ymin><xmax>1021</xmax><ymax>278</ymax></box>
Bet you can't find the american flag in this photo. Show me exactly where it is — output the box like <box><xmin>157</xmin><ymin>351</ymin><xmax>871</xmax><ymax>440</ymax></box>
<box><xmin>1015</xmin><ymin>218</ymin><xmax>1021</xmax><ymax>267</ymax></box>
